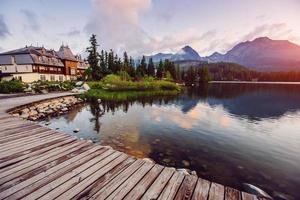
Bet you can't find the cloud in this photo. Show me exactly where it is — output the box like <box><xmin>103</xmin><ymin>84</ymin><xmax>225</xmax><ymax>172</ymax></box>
<box><xmin>20</xmin><ymin>9</ymin><xmax>41</xmax><ymax>31</ymax></box>
<box><xmin>60</xmin><ymin>28</ymin><xmax>81</xmax><ymax>37</ymax></box>
<box><xmin>85</xmin><ymin>0</ymin><xmax>153</xmax><ymax>56</ymax></box>
<box><xmin>0</xmin><ymin>15</ymin><xmax>10</xmax><ymax>38</ymax></box>
<box><xmin>67</xmin><ymin>29</ymin><xmax>80</xmax><ymax>36</ymax></box>
<box><xmin>242</xmin><ymin>23</ymin><xmax>293</xmax><ymax>41</ymax></box>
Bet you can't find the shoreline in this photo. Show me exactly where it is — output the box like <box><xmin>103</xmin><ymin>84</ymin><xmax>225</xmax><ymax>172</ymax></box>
<box><xmin>210</xmin><ymin>81</ymin><xmax>300</xmax><ymax>85</ymax></box>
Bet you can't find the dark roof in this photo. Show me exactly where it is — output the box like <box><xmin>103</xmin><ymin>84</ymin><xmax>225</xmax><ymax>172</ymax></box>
<box><xmin>57</xmin><ymin>45</ymin><xmax>77</xmax><ymax>61</ymax></box>
<box><xmin>0</xmin><ymin>46</ymin><xmax>64</xmax><ymax>67</ymax></box>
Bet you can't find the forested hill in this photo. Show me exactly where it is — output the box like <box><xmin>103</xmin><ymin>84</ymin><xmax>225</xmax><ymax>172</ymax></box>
<box><xmin>184</xmin><ymin>62</ymin><xmax>300</xmax><ymax>82</ymax></box>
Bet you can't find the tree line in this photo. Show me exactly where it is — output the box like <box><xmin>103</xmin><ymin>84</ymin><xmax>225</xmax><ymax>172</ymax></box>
<box><xmin>86</xmin><ymin>34</ymin><xmax>300</xmax><ymax>83</ymax></box>
<box><xmin>86</xmin><ymin>34</ymin><xmax>180</xmax><ymax>81</ymax></box>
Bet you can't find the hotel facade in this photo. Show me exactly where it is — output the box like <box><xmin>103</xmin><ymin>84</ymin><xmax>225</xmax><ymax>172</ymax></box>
<box><xmin>0</xmin><ymin>45</ymin><xmax>88</xmax><ymax>83</ymax></box>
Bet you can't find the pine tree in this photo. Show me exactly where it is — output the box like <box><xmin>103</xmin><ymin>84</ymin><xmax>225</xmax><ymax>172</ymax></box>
<box><xmin>140</xmin><ymin>56</ymin><xmax>147</xmax><ymax>76</ymax></box>
<box><xmin>123</xmin><ymin>52</ymin><xmax>129</xmax><ymax>72</ymax></box>
<box><xmin>185</xmin><ymin>66</ymin><xmax>196</xmax><ymax>86</ymax></box>
<box><xmin>175</xmin><ymin>65</ymin><xmax>181</xmax><ymax>81</ymax></box>
<box><xmin>156</xmin><ymin>60</ymin><xmax>164</xmax><ymax>79</ymax></box>
<box><xmin>198</xmin><ymin>66</ymin><xmax>211</xmax><ymax>83</ymax></box>
<box><xmin>128</xmin><ymin>56</ymin><xmax>136</xmax><ymax>77</ymax></box>
<box><xmin>107</xmin><ymin>49</ymin><xmax>114</xmax><ymax>73</ymax></box>
<box><xmin>86</xmin><ymin>34</ymin><xmax>101</xmax><ymax>80</ymax></box>
<box><xmin>99</xmin><ymin>50</ymin><xmax>107</xmax><ymax>76</ymax></box>
<box><xmin>147</xmin><ymin>58</ymin><xmax>155</xmax><ymax>77</ymax></box>
<box><xmin>164</xmin><ymin>59</ymin><xmax>176</xmax><ymax>79</ymax></box>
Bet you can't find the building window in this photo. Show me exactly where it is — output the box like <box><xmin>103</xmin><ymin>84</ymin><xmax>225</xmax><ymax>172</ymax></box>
<box><xmin>50</xmin><ymin>75</ymin><xmax>55</xmax><ymax>81</ymax></box>
<box><xmin>59</xmin><ymin>76</ymin><xmax>64</xmax><ymax>81</ymax></box>
<box><xmin>70</xmin><ymin>68</ymin><xmax>76</xmax><ymax>75</ymax></box>
<box><xmin>40</xmin><ymin>75</ymin><xmax>46</xmax><ymax>81</ymax></box>
<box><xmin>11</xmin><ymin>56</ymin><xmax>16</xmax><ymax>64</ymax></box>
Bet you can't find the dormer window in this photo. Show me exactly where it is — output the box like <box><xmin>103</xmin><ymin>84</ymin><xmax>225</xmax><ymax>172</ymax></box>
<box><xmin>11</xmin><ymin>56</ymin><xmax>16</xmax><ymax>64</ymax></box>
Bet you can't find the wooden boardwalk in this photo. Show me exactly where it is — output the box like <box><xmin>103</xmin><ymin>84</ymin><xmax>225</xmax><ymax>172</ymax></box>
<box><xmin>0</xmin><ymin>94</ymin><xmax>261</xmax><ymax>200</ymax></box>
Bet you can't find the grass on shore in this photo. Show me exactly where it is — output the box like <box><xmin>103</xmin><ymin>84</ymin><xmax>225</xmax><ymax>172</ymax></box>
<box><xmin>82</xmin><ymin>74</ymin><xmax>182</xmax><ymax>101</ymax></box>
<box><xmin>87</xmin><ymin>74</ymin><xmax>181</xmax><ymax>92</ymax></box>
<box><xmin>81</xmin><ymin>89</ymin><xmax>180</xmax><ymax>101</ymax></box>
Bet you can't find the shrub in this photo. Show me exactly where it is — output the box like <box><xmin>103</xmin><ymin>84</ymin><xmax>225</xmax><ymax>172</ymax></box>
<box><xmin>87</xmin><ymin>74</ymin><xmax>181</xmax><ymax>92</ymax></box>
<box><xmin>31</xmin><ymin>81</ymin><xmax>75</xmax><ymax>93</ymax></box>
<box><xmin>0</xmin><ymin>80</ymin><xmax>25</xmax><ymax>93</ymax></box>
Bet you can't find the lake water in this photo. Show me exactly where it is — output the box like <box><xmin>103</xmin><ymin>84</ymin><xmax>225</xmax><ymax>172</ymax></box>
<box><xmin>42</xmin><ymin>83</ymin><xmax>300</xmax><ymax>199</ymax></box>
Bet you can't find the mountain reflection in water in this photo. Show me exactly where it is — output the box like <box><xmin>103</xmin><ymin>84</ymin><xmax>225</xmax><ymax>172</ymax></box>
<box><xmin>43</xmin><ymin>83</ymin><xmax>300</xmax><ymax>199</ymax></box>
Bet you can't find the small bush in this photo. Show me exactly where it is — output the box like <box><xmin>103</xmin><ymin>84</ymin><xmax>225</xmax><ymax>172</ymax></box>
<box><xmin>0</xmin><ymin>80</ymin><xmax>25</xmax><ymax>93</ymax></box>
<box><xmin>31</xmin><ymin>81</ymin><xmax>75</xmax><ymax>93</ymax></box>
<box><xmin>87</xmin><ymin>74</ymin><xmax>181</xmax><ymax>92</ymax></box>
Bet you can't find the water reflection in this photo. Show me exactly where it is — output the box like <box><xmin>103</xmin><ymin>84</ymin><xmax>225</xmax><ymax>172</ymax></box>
<box><xmin>44</xmin><ymin>83</ymin><xmax>300</xmax><ymax>199</ymax></box>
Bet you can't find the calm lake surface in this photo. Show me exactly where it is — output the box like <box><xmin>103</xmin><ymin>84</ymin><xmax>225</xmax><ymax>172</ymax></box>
<box><xmin>42</xmin><ymin>83</ymin><xmax>300</xmax><ymax>199</ymax></box>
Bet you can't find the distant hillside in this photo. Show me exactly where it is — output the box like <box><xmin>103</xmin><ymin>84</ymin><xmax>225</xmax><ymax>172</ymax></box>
<box><xmin>145</xmin><ymin>45</ymin><xmax>202</xmax><ymax>63</ymax></box>
<box><xmin>144</xmin><ymin>37</ymin><xmax>300</xmax><ymax>71</ymax></box>
<box><xmin>207</xmin><ymin>37</ymin><xmax>300</xmax><ymax>71</ymax></box>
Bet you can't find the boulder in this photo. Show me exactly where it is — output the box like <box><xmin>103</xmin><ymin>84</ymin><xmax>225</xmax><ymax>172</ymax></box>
<box><xmin>71</xmin><ymin>88</ymin><xmax>79</xmax><ymax>93</ymax></box>
<box><xmin>22</xmin><ymin>108</ymin><xmax>30</xmax><ymax>114</ymax></box>
<box><xmin>73</xmin><ymin>128</ymin><xmax>80</xmax><ymax>133</ymax></box>
<box><xmin>61</xmin><ymin>107</ymin><xmax>68</xmax><ymax>112</ymax></box>
<box><xmin>29</xmin><ymin>110</ymin><xmax>38</xmax><ymax>116</ymax></box>
<box><xmin>75</xmin><ymin>81</ymin><xmax>83</xmax><ymax>86</ymax></box>
<box><xmin>20</xmin><ymin>113</ymin><xmax>29</xmax><ymax>119</ymax></box>
<box><xmin>82</xmin><ymin>83</ymin><xmax>90</xmax><ymax>91</ymax></box>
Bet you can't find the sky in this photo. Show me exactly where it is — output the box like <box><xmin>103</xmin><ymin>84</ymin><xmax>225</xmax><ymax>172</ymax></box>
<box><xmin>0</xmin><ymin>0</ymin><xmax>300</xmax><ymax>57</ymax></box>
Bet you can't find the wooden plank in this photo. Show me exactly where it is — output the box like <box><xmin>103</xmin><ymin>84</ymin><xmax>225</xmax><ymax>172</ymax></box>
<box><xmin>106</xmin><ymin>162</ymin><xmax>154</xmax><ymax>200</ymax></box>
<box><xmin>0</xmin><ymin>140</ymin><xmax>85</xmax><ymax>175</ymax></box>
<box><xmin>90</xmin><ymin>159</ymin><xmax>145</xmax><ymax>200</ymax></box>
<box><xmin>70</xmin><ymin>157</ymin><xmax>136</xmax><ymax>200</ymax></box>
<box><xmin>141</xmin><ymin>167</ymin><xmax>175</xmax><ymax>200</ymax></box>
<box><xmin>174</xmin><ymin>174</ymin><xmax>198</xmax><ymax>200</ymax></box>
<box><xmin>0</xmin><ymin>133</ymin><xmax>69</xmax><ymax>159</ymax></box>
<box><xmin>191</xmin><ymin>178</ymin><xmax>211</xmax><ymax>200</ymax></box>
<box><xmin>0</xmin><ymin>141</ymin><xmax>91</xmax><ymax>185</ymax></box>
<box><xmin>0</xmin><ymin>124</ymin><xmax>42</xmax><ymax>138</ymax></box>
<box><xmin>56</xmin><ymin>154</ymin><xmax>133</xmax><ymax>200</ymax></box>
<box><xmin>158</xmin><ymin>170</ymin><xmax>185</xmax><ymax>200</ymax></box>
<box><xmin>0</xmin><ymin>133</ymin><xmax>69</xmax><ymax>158</ymax></box>
<box><xmin>0</xmin><ymin>132</ymin><xmax>61</xmax><ymax>153</ymax></box>
<box><xmin>208</xmin><ymin>182</ymin><xmax>225</xmax><ymax>200</ymax></box>
<box><xmin>1</xmin><ymin>146</ymin><xmax>108</xmax><ymax>200</ymax></box>
<box><xmin>1</xmin><ymin>129</ymin><xmax>65</xmax><ymax>148</ymax></box>
<box><xmin>0</xmin><ymin>137</ymin><xmax>76</xmax><ymax>169</ymax></box>
<box><xmin>242</xmin><ymin>192</ymin><xmax>259</xmax><ymax>200</ymax></box>
<box><xmin>0</xmin><ymin>117</ymin><xmax>23</xmax><ymax>124</ymax></box>
<box><xmin>225</xmin><ymin>187</ymin><xmax>241</xmax><ymax>200</ymax></box>
<box><xmin>0</xmin><ymin>142</ymin><xmax>95</xmax><ymax>192</ymax></box>
<box><xmin>0</xmin><ymin>136</ymin><xmax>72</xmax><ymax>163</ymax></box>
<box><xmin>125</xmin><ymin>164</ymin><xmax>164</xmax><ymax>200</ymax></box>
<box><xmin>39</xmin><ymin>151</ymin><xmax>123</xmax><ymax>200</ymax></box>
<box><xmin>0</xmin><ymin>123</ymin><xmax>36</xmax><ymax>135</ymax></box>
<box><xmin>0</xmin><ymin>130</ymin><xmax>58</xmax><ymax>151</ymax></box>
<box><xmin>0</xmin><ymin>121</ymin><xmax>30</xmax><ymax>131</ymax></box>
<box><xmin>0</xmin><ymin>126</ymin><xmax>48</xmax><ymax>144</ymax></box>
<box><xmin>22</xmin><ymin>149</ymin><xmax>116</xmax><ymax>200</ymax></box>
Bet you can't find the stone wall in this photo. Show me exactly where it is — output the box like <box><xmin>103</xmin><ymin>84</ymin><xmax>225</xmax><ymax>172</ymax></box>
<box><xmin>10</xmin><ymin>96</ymin><xmax>84</xmax><ymax>121</ymax></box>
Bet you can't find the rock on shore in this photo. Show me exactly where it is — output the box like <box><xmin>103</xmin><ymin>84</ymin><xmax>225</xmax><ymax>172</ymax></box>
<box><xmin>10</xmin><ymin>96</ymin><xmax>84</xmax><ymax>121</ymax></box>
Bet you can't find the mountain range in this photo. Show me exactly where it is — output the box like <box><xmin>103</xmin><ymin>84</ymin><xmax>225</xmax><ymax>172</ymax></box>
<box><xmin>145</xmin><ymin>37</ymin><xmax>300</xmax><ymax>71</ymax></box>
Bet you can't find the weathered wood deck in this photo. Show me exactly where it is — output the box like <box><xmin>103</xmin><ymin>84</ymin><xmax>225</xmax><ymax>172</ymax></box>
<box><xmin>0</xmin><ymin>93</ymin><xmax>261</xmax><ymax>200</ymax></box>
